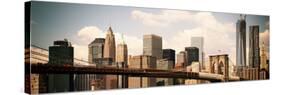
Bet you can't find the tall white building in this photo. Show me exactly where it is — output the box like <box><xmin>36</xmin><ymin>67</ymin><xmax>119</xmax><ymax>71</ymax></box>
<box><xmin>236</xmin><ymin>15</ymin><xmax>247</xmax><ymax>67</ymax></box>
<box><xmin>191</xmin><ymin>37</ymin><xmax>204</xmax><ymax>70</ymax></box>
<box><xmin>116</xmin><ymin>35</ymin><xmax>128</xmax><ymax>88</ymax></box>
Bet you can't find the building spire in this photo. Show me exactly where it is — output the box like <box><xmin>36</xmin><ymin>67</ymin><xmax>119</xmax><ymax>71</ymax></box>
<box><xmin>240</xmin><ymin>14</ymin><xmax>246</xmax><ymax>20</ymax></box>
<box><xmin>108</xmin><ymin>26</ymin><xmax>113</xmax><ymax>34</ymax></box>
<box><xmin>104</xmin><ymin>25</ymin><xmax>116</xmax><ymax>62</ymax></box>
<box><xmin>121</xmin><ymin>33</ymin><xmax>126</xmax><ymax>44</ymax></box>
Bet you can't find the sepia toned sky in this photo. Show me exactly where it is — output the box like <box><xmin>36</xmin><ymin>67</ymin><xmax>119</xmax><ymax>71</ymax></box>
<box><xmin>30</xmin><ymin>1</ymin><xmax>269</xmax><ymax>65</ymax></box>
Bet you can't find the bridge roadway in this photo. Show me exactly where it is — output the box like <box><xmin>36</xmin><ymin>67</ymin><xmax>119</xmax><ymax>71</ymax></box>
<box><xmin>26</xmin><ymin>63</ymin><xmax>240</xmax><ymax>82</ymax></box>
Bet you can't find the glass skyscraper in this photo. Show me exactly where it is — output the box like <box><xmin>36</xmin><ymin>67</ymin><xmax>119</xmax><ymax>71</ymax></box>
<box><xmin>236</xmin><ymin>15</ymin><xmax>247</xmax><ymax>67</ymax></box>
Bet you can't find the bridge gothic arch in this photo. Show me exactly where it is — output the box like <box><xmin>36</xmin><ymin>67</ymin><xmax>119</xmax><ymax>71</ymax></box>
<box><xmin>209</xmin><ymin>54</ymin><xmax>229</xmax><ymax>81</ymax></box>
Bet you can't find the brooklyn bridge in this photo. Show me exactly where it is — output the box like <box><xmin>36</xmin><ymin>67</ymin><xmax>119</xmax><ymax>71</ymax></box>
<box><xmin>26</xmin><ymin>63</ymin><xmax>242</xmax><ymax>82</ymax></box>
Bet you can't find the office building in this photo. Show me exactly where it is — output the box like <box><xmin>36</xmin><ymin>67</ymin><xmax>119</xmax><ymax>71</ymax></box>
<box><xmin>162</xmin><ymin>49</ymin><xmax>175</xmax><ymax>65</ymax></box>
<box><xmin>128</xmin><ymin>55</ymin><xmax>157</xmax><ymax>88</ymax></box>
<box><xmin>236</xmin><ymin>14</ymin><xmax>247</xmax><ymax>67</ymax></box>
<box><xmin>48</xmin><ymin>39</ymin><xmax>74</xmax><ymax>92</ymax></box>
<box><xmin>191</xmin><ymin>37</ymin><xmax>204</xmax><ymax>70</ymax></box>
<box><xmin>88</xmin><ymin>38</ymin><xmax>105</xmax><ymax>64</ymax></box>
<box><xmin>116</xmin><ymin>37</ymin><xmax>128</xmax><ymax>88</ymax></box>
<box><xmin>249</xmin><ymin>25</ymin><xmax>260</xmax><ymax>68</ymax></box>
<box><xmin>156</xmin><ymin>59</ymin><xmax>174</xmax><ymax>86</ymax></box>
<box><xmin>185</xmin><ymin>47</ymin><xmax>199</xmax><ymax>67</ymax></box>
<box><xmin>176</xmin><ymin>51</ymin><xmax>187</xmax><ymax>68</ymax></box>
<box><xmin>88</xmin><ymin>38</ymin><xmax>105</xmax><ymax>90</ymax></box>
<box><xmin>104</xmin><ymin>27</ymin><xmax>116</xmax><ymax>62</ymax></box>
<box><xmin>143</xmin><ymin>34</ymin><xmax>162</xmax><ymax>59</ymax></box>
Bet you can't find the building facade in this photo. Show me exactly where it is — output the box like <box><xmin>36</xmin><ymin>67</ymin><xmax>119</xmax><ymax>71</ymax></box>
<box><xmin>156</xmin><ymin>59</ymin><xmax>174</xmax><ymax>86</ymax></box>
<box><xmin>241</xmin><ymin>67</ymin><xmax>260</xmax><ymax>80</ymax></box>
<box><xmin>103</xmin><ymin>27</ymin><xmax>118</xmax><ymax>90</ymax></box>
<box><xmin>128</xmin><ymin>55</ymin><xmax>157</xmax><ymax>88</ymax></box>
<box><xmin>236</xmin><ymin>15</ymin><xmax>247</xmax><ymax>67</ymax></box>
<box><xmin>74</xmin><ymin>74</ymin><xmax>90</xmax><ymax>91</ymax></box>
<box><xmin>143</xmin><ymin>34</ymin><xmax>162</xmax><ymax>59</ymax></box>
<box><xmin>162</xmin><ymin>49</ymin><xmax>175</xmax><ymax>65</ymax></box>
<box><xmin>176</xmin><ymin>51</ymin><xmax>187</xmax><ymax>68</ymax></box>
<box><xmin>116</xmin><ymin>40</ymin><xmax>128</xmax><ymax>88</ymax></box>
<box><xmin>48</xmin><ymin>39</ymin><xmax>74</xmax><ymax>93</ymax></box>
<box><xmin>116</xmin><ymin>42</ymin><xmax>128</xmax><ymax>63</ymax></box>
<box><xmin>103</xmin><ymin>27</ymin><xmax>116</xmax><ymax>62</ymax></box>
<box><xmin>260</xmin><ymin>42</ymin><xmax>269</xmax><ymax>72</ymax></box>
<box><xmin>191</xmin><ymin>37</ymin><xmax>204</xmax><ymax>70</ymax></box>
<box><xmin>185</xmin><ymin>47</ymin><xmax>199</xmax><ymax>67</ymax></box>
<box><xmin>174</xmin><ymin>51</ymin><xmax>187</xmax><ymax>85</ymax></box>
<box><xmin>88</xmin><ymin>38</ymin><xmax>105</xmax><ymax>64</ymax></box>
<box><xmin>249</xmin><ymin>25</ymin><xmax>260</xmax><ymax>68</ymax></box>
<box><xmin>73</xmin><ymin>59</ymin><xmax>92</xmax><ymax>91</ymax></box>
<box><xmin>88</xmin><ymin>38</ymin><xmax>105</xmax><ymax>90</ymax></box>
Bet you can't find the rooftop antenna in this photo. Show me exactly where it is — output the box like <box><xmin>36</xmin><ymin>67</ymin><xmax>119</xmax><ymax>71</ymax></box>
<box><xmin>240</xmin><ymin>14</ymin><xmax>246</xmax><ymax>20</ymax></box>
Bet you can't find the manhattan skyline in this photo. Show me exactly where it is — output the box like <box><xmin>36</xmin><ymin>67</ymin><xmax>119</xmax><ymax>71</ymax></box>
<box><xmin>30</xmin><ymin>1</ymin><xmax>269</xmax><ymax>66</ymax></box>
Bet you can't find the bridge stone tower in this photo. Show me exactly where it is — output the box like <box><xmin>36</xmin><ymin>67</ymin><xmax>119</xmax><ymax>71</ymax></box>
<box><xmin>209</xmin><ymin>54</ymin><xmax>229</xmax><ymax>82</ymax></box>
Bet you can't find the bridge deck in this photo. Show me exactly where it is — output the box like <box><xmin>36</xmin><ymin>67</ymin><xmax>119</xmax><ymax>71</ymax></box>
<box><xmin>26</xmin><ymin>63</ymin><xmax>240</xmax><ymax>82</ymax></box>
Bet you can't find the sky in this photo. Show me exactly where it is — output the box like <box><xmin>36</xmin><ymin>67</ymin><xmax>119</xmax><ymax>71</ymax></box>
<box><xmin>30</xmin><ymin>1</ymin><xmax>269</xmax><ymax>66</ymax></box>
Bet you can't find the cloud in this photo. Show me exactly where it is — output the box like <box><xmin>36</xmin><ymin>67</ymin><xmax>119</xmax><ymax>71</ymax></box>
<box><xmin>149</xmin><ymin>11</ymin><xmax>236</xmax><ymax>65</ymax></box>
<box><xmin>132</xmin><ymin>10</ymin><xmax>194</xmax><ymax>27</ymax></box>
<box><xmin>73</xmin><ymin>26</ymin><xmax>143</xmax><ymax>61</ymax></box>
<box><xmin>114</xmin><ymin>33</ymin><xmax>143</xmax><ymax>56</ymax></box>
<box><xmin>132</xmin><ymin>10</ymin><xmax>237</xmax><ymax>65</ymax></box>
<box><xmin>77</xmin><ymin>26</ymin><xmax>104</xmax><ymax>44</ymax></box>
<box><xmin>73</xmin><ymin>26</ymin><xmax>104</xmax><ymax>61</ymax></box>
<box><xmin>72</xmin><ymin>44</ymin><xmax>88</xmax><ymax>60</ymax></box>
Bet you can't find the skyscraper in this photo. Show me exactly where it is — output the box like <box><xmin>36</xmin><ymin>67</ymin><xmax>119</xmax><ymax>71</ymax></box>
<box><xmin>116</xmin><ymin>40</ymin><xmax>128</xmax><ymax>64</ymax></box>
<box><xmin>249</xmin><ymin>25</ymin><xmax>260</xmax><ymax>68</ymax></box>
<box><xmin>88</xmin><ymin>38</ymin><xmax>105</xmax><ymax>90</ymax></box>
<box><xmin>103</xmin><ymin>27</ymin><xmax>118</xmax><ymax>89</ymax></box>
<box><xmin>116</xmin><ymin>36</ymin><xmax>128</xmax><ymax>88</ymax></box>
<box><xmin>191</xmin><ymin>37</ymin><xmax>204</xmax><ymax>70</ymax></box>
<box><xmin>143</xmin><ymin>34</ymin><xmax>162</xmax><ymax>59</ymax></box>
<box><xmin>48</xmin><ymin>39</ymin><xmax>74</xmax><ymax>92</ymax></box>
<box><xmin>185</xmin><ymin>47</ymin><xmax>199</xmax><ymax>67</ymax></box>
<box><xmin>88</xmin><ymin>38</ymin><xmax>105</xmax><ymax>65</ymax></box>
<box><xmin>236</xmin><ymin>15</ymin><xmax>247</xmax><ymax>67</ymax></box>
<box><xmin>104</xmin><ymin>26</ymin><xmax>116</xmax><ymax>62</ymax></box>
